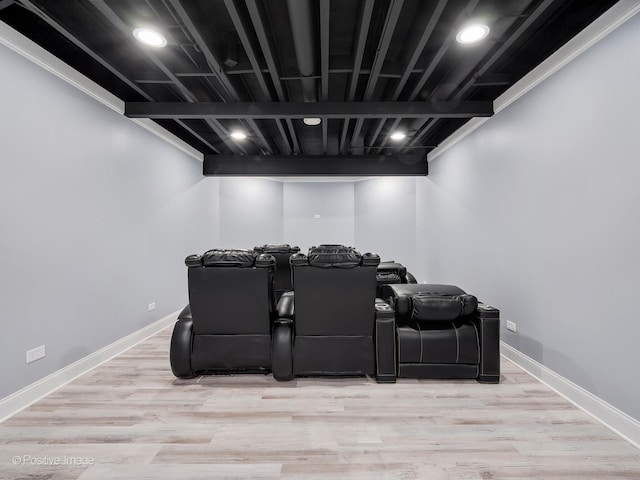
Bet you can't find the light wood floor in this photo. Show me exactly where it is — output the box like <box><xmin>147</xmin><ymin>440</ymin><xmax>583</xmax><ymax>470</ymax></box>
<box><xmin>1</xmin><ymin>326</ymin><xmax>639</xmax><ymax>479</ymax></box>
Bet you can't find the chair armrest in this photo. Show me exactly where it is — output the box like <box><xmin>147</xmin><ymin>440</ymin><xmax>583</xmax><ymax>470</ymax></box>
<box><xmin>276</xmin><ymin>291</ymin><xmax>294</xmax><ymax>319</ymax></box>
<box><xmin>178</xmin><ymin>304</ymin><xmax>192</xmax><ymax>320</ymax></box>
<box><xmin>375</xmin><ymin>301</ymin><xmax>396</xmax><ymax>383</ymax></box>
<box><xmin>170</xmin><ymin>309</ymin><xmax>195</xmax><ymax>378</ymax></box>
<box><xmin>472</xmin><ymin>303</ymin><xmax>500</xmax><ymax>383</ymax></box>
<box><xmin>272</xmin><ymin>319</ymin><xmax>294</xmax><ymax>381</ymax></box>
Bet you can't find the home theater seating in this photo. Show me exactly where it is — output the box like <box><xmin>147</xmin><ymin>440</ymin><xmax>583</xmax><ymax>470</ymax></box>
<box><xmin>253</xmin><ymin>244</ymin><xmax>300</xmax><ymax>302</ymax></box>
<box><xmin>170</xmin><ymin>244</ymin><xmax>501</xmax><ymax>384</ymax></box>
<box><xmin>170</xmin><ymin>249</ymin><xmax>277</xmax><ymax>378</ymax></box>
<box><xmin>272</xmin><ymin>244</ymin><xmax>382</xmax><ymax>380</ymax></box>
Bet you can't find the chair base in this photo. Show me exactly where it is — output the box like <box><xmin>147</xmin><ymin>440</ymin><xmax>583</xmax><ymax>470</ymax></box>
<box><xmin>375</xmin><ymin>374</ymin><xmax>397</xmax><ymax>384</ymax></box>
<box><xmin>477</xmin><ymin>374</ymin><xmax>500</xmax><ymax>384</ymax></box>
<box><xmin>398</xmin><ymin>363</ymin><xmax>479</xmax><ymax>379</ymax></box>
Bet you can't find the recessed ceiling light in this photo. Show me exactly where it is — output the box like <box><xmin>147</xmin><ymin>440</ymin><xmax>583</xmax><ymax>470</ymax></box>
<box><xmin>133</xmin><ymin>27</ymin><xmax>167</xmax><ymax>47</ymax></box>
<box><xmin>456</xmin><ymin>24</ymin><xmax>490</xmax><ymax>44</ymax></box>
<box><xmin>230</xmin><ymin>130</ymin><xmax>247</xmax><ymax>140</ymax></box>
<box><xmin>303</xmin><ymin>117</ymin><xmax>322</xmax><ymax>126</ymax></box>
<box><xmin>390</xmin><ymin>131</ymin><xmax>407</xmax><ymax>141</ymax></box>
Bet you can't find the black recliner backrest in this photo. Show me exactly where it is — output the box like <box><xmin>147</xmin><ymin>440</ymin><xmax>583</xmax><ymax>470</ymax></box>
<box><xmin>186</xmin><ymin>249</ymin><xmax>276</xmax><ymax>335</ymax></box>
<box><xmin>291</xmin><ymin>245</ymin><xmax>380</xmax><ymax>336</ymax></box>
<box><xmin>376</xmin><ymin>261</ymin><xmax>406</xmax><ymax>290</ymax></box>
<box><xmin>254</xmin><ymin>244</ymin><xmax>300</xmax><ymax>300</ymax></box>
<box><xmin>375</xmin><ymin>261</ymin><xmax>418</xmax><ymax>297</ymax></box>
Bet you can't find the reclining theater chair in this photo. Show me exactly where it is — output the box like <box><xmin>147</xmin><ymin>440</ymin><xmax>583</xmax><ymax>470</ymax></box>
<box><xmin>253</xmin><ymin>244</ymin><xmax>300</xmax><ymax>302</ymax></box>
<box><xmin>380</xmin><ymin>284</ymin><xmax>500</xmax><ymax>383</ymax></box>
<box><xmin>272</xmin><ymin>245</ymin><xmax>395</xmax><ymax>382</ymax></box>
<box><xmin>170</xmin><ymin>249</ymin><xmax>276</xmax><ymax>378</ymax></box>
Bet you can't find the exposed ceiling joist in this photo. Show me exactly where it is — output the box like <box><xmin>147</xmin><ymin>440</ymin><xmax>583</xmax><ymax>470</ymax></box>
<box><xmin>406</xmin><ymin>0</ymin><xmax>559</xmax><ymax>150</ymax></box>
<box><xmin>0</xmin><ymin>0</ymin><xmax>619</xmax><ymax>174</ymax></box>
<box><xmin>166</xmin><ymin>0</ymin><xmax>273</xmax><ymax>154</ymax></box>
<box><xmin>365</xmin><ymin>0</ymin><xmax>448</xmax><ymax>153</ymax></box>
<box><xmin>350</xmin><ymin>0</ymin><xmax>405</xmax><ymax>149</ymax></box>
<box><xmin>89</xmin><ymin>0</ymin><xmax>247</xmax><ymax>155</ymax></box>
<box><xmin>245</xmin><ymin>0</ymin><xmax>300</xmax><ymax>154</ymax></box>
<box><xmin>339</xmin><ymin>0</ymin><xmax>375</xmax><ymax>155</ymax></box>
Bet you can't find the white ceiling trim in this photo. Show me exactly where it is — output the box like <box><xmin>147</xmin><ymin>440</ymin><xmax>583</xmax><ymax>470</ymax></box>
<box><xmin>428</xmin><ymin>0</ymin><xmax>640</xmax><ymax>163</ymax></box>
<box><xmin>0</xmin><ymin>20</ymin><xmax>203</xmax><ymax>162</ymax></box>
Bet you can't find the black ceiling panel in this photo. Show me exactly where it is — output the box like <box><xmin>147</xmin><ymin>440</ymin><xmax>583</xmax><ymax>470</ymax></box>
<box><xmin>0</xmin><ymin>0</ymin><xmax>620</xmax><ymax>174</ymax></box>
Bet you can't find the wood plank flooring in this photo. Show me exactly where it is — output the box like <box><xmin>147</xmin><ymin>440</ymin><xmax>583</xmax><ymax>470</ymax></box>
<box><xmin>1</xmin><ymin>326</ymin><xmax>639</xmax><ymax>479</ymax></box>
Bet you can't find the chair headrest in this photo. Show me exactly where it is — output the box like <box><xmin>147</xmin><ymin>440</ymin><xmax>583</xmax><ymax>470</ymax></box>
<box><xmin>410</xmin><ymin>293</ymin><xmax>478</xmax><ymax>322</ymax></box>
<box><xmin>384</xmin><ymin>284</ymin><xmax>476</xmax><ymax>321</ymax></box>
<box><xmin>253</xmin><ymin>244</ymin><xmax>300</xmax><ymax>254</ymax></box>
<box><xmin>290</xmin><ymin>245</ymin><xmax>380</xmax><ymax>268</ymax></box>
<box><xmin>185</xmin><ymin>249</ymin><xmax>275</xmax><ymax>268</ymax></box>
<box><xmin>377</xmin><ymin>261</ymin><xmax>407</xmax><ymax>277</ymax></box>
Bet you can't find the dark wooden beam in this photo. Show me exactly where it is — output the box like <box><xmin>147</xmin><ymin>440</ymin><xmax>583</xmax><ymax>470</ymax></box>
<box><xmin>203</xmin><ymin>155</ymin><xmax>428</xmax><ymax>176</ymax></box>
<box><xmin>126</xmin><ymin>101</ymin><xmax>493</xmax><ymax>119</ymax></box>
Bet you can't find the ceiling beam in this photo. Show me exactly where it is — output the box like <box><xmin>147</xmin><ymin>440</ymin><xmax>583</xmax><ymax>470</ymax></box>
<box><xmin>339</xmin><ymin>0</ymin><xmax>374</xmax><ymax>154</ymax></box>
<box><xmin>320</xmin><ymin>0</ymin><xmax>330</xmax><ymax>103</ymax></box>
<box><xmin>320</xmin><ymin>0</ymin><xmax>330</xmax><ymax>154</ymax></box>
<box><xmin>407</xmin><ymin>0</ymin><xmax>557</xmax><ymax>149</ymax></box>
<box><xmin>125</xmin><ymin>101</ymin><xmax>493</xmax><ymax>119</ymax></box>
<box><xmin>223</xmin><ymin>0</ymin><xmax>292</xmax><ymax>155</ymax></box>
<box><xmin>166</xmin><ymin>0</ymin><xmax>272</xmax><ymax>154</ymax></box>
<box><xmin>350</xmin><ymin>0</ymin><xmax>405</xmax><ymax>151</ymax></box>
<box><xmin>19</xmin><ymin>0</ymin><xmax>220</xmax><ymax>154</ymax></box>
<box><xmin>89</xmin><ymin>0</ymin><xmax>245</xmax><ymax>154</ymax></box>
<box><xmin>246</xmin><ymin>0</ymin><xmax>300</xmax><ymax>154</ymax></box>
<box><xmin>375</xmin><ymin>0</ymin><xmax>480</xmax><ymax>153</ymax></box>
<box><xmin>365</xmin><ymin>0</ymin><xmax>447</xmax><ymax>152</ymax></box>
<box><xmin>203</xmin><ymin>154</ymin><xmax>428</xmax><ymax>176</ymax></box>
<box><xmin>408</xmin><ymin>0</ymin><xmax>481</xmax><ymax>100</ymax></box>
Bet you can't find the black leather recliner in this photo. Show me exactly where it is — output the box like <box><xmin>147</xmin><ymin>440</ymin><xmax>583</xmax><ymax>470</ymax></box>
<box><xmin>253</xmin><ymin>244</ymin><xmax>300</xmax><ymax>302</ymax></box>
<box><xmin>272</xmin><ymin>245</ymin><xmax>396</xmax><ymax>382</ymax></box>
<box><xmin>380</xmin><ymin>284</ymin><xmax>500</xmax><ymax>383</ymax></box>
<box><xmin>376</xmin><ymin>261</ymin><xmax>417</xmax><ymax>297</ymax></box>
<box><xmin>170</xmin><ymin>249</ymin><xmax>276</xmax><ymax>378</ymax></box>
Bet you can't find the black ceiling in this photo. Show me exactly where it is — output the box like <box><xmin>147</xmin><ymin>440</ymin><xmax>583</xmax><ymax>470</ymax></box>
<box><xmin>0</xmin><ymin>0</ymin><xmax>618</xmax><ymax>175</ymax></box>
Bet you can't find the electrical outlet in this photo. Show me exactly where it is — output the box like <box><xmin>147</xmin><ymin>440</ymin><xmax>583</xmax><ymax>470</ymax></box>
<box><xmin>314</xmin><ymin>214</ymin><xmax>321</xmax><ymax>219</ymax></box>
<box><xmin>148</xmin><ymin>302</ymin><xmax>156</xmax><ymax>311</ymax></box>
<box><xmin>506</xmin><ymin>320</ymin><xmax>517</xmax><ymax>332</ymax></box>
<box><xmin>26</xmin><ymin>345</ymin><xmax>46</xmax><ymax>364</ymax></box>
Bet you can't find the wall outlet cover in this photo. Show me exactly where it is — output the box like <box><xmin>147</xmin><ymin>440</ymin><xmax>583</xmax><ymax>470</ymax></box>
<box><xmin>26</xmin><ymin>345</ymin><xmax>46</xmax><ymax>364</ymax></box>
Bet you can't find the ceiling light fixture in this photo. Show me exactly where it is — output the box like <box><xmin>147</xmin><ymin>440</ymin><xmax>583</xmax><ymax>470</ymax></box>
<box><xmin>390</xmin><ymin>131</ymin><xmax>407</xmax><ymax>141</ymax></box>
<box><xmin>230</xmin><ymin>130</ymin><xmax>247</xmax><ymax>140</ymax></box>
<box><xmin>456</xmin><ymin>24</ymin><xmax>490</xmax><ymax>44</ymax></box>
<box><xmin>133</xmin><ymin>27</ymin><xmax>167</xmax><ymax>47</ymax></box>
<box><xmin>303</xmin><ymin>117</ymin><xmax>322</xmax><ymax>126</ymax></box>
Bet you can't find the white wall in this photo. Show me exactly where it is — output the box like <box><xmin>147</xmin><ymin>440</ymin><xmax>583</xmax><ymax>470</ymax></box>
<box><xmin>417</xmin><ymin>11</ymin><xmax>640</xmax><ymax>421</ymax></box>
<box><xmin>283</xmin><ymin>182</ymin><xmax>355</xmax><ymax>252</ymax></box>
<box><xmin>354</xmin><ymin>177</ymin><xmax>417</xmax><ymax>267</ymax></box>
<box><xmin>0</xmin><ymin>43</ymin><xmax>218</xmax><ymax>399</ymax></box>
<box><xmin>218</xmin><ymin>177</ymin><xmax>284</xmax><ymax>249</ymax></box>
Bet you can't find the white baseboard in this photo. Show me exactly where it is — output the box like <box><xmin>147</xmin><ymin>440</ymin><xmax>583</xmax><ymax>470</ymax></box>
<box><xmin>0</xmin><ymin>311</ymin><xmax>179</xmax><ymax>423</ymax></box>
<box><xmin>501</xmin><ymin>342</ymin><xmax>640</xmax><ymax>449</ymax></box>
